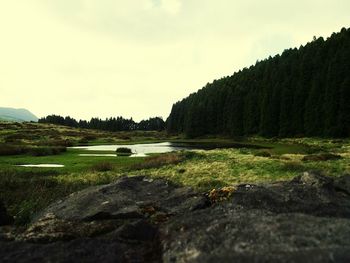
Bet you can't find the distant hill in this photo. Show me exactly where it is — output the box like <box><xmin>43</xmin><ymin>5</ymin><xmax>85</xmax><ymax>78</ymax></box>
<box><xmin>167</xmin><ymin>27</ymin><xmax>350</xmax><ymax>138</ymax></box>
<box><xmin>0</xmin><ymin>107</ymin><xmax>38</xmax><ymax>122</ymax></box>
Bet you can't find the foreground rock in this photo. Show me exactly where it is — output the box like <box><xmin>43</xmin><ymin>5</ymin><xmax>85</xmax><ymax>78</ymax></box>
<box><xmin>34</xmin><ymin>175</ymin><xmax>208</xmax><ymax>223</ymax></box>
<box><xmin>1</xmin><ymin>173</ymin><xmax>350</xmax><ymax>262</ymax></box>
<box><xmin>0</xmin><ymin>176</ymin><xmax>207</xmax><ymax>262</ymax></box>
<box><xmin>228</xmin><ymin>172</ymin><xmax>350</xmax><ymax>218</ymax></box>
<box><xmin>162</xmin><ymin>205</ymin><xmax>350</xmax><ymax>262</ymax></box>
<box><xmin>162</xmin><ymin>172</ymin><xmax>350</xmax><ymax>262</ymax></box>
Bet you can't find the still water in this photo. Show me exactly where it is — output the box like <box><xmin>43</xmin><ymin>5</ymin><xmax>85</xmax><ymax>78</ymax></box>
<box><xmin>16</xmin><ymin>141</ymin><xmax>264</xmax><ymax>167</ymax></box>
<box><xmin>72</xmin><ymin>141</ymin><xmax>263</xmax><ymax>157</ymax></box>
<box><xmin>72</xmin><ymin>142</ymin><xmax>187</xmax><ymax>157</ymax></box>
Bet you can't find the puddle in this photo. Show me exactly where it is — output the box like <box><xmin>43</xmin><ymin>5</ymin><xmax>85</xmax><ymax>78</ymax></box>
<box><xmin>79</xmin><ymin>154</ymin><xmax>117</xmax><ymax>157</ymax></box>
<box><xmin>16</xmin><ymin>164</ymin><xmax>65</xmax><ymax>168</ymax></box>
<box><xmin>79</xmin><ymin>153</ymin><xmax>148</xmax><ymax>157</ymax></box>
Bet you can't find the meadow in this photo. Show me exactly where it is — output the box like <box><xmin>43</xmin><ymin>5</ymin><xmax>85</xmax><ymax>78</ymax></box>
<box><xmin>0</xmin><ymin>122</ymin><xmax>349</xmax><ymax>224</ymax></box>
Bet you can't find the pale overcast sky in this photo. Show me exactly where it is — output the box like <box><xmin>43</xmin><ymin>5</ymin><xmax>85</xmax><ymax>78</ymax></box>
<box><xmin>1</xmin><ymin>0</ymin><xmax>349</xmax><ymax>121</ymax></box>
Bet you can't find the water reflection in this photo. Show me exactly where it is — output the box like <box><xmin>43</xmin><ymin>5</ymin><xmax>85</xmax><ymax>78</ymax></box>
<box><xmin>73</xmin><ymin>142</ymin><xmax>186</xmax><ymax>157</ymax></box>
<box><xmin>17</xmin><ymin>164</ymin><xmax>65</xmax><ymax>168</ymax></box>
<box><xmin>72</xmin><ymin>141</ymin><xmax>265</xmax><ymax>157</ymax></box>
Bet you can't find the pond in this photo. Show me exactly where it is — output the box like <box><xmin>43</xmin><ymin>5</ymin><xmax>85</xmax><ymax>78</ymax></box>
<box><xmin>72</xmin><ymin>142</ymin><xmax>187</xmax><ymax>157</ymax></box>
<box><xmin>72</xmin><ymin>141</ymin><xmax>265</xmax><ymax>157</ymax></box>
<box><xmin>14</xmin><ymin>141</ymin><xmax>267</xmax><ymax>168</ymax></box>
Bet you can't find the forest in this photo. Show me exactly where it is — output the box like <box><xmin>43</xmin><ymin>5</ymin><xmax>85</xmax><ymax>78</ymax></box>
<box><xmin>39</xmin><ymin>115</ymin><xmax>165</xmax><ymax>132</ymax></box>
<box><xmin>167</xmin><ymin>28</ymin><xmax>350</xmax><ymax>138</ymax></box>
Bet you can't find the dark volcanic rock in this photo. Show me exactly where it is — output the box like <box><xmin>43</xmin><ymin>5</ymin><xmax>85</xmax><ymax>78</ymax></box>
<box><xmin>161</xmin><ymin>172</ymin><xmax>350</xmax><ymax>262</ymax></box>
<box><xmin>229</xmin><ymin>171</ymin><xmax>350</xmax><ymax>218</ymax></box>
<box><xmin>0</xmin><ymin>201</ymin><xmax>13</xmax><ymax>226</ymax></box>
<box><xmin>0</xmin><ymin>176</ymin><xmax>206</xmax><ymax>262</ymax></box>
<box><xmin>334</xmin><ymin>174</ymin><xmax>350</xmax><ymax>195</ymax></box>
<box><xmin>1</xmin><ymin>173</ymin><xmax>350</xmax><ymax>262</ymax></box>
<box><xmin>161</xmin><ymin>205</ymin><xmax>350</xmax><ymax>263</ymax></box>
<box><xmin>0</xmin><ymin>224</ymin><xmax>161</xmax><ymax>263</ymax></box>
<box><xmin>36</xmin><ymin>175</ymin><xmax>208</xmax><ymax>222</ymax></box>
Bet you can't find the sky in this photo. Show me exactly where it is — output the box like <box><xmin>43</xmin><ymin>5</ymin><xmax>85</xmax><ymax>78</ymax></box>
<box><xmin>1</xmin><ymin>0</ymin><xmax>349</xmax><ymax>121</ymax></box>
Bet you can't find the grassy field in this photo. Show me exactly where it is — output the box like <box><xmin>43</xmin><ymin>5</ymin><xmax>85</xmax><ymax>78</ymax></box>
<box><xmin>0</xmin><ymin>122</ymin><xmax>349</xmax><ymax>224</ymax></box>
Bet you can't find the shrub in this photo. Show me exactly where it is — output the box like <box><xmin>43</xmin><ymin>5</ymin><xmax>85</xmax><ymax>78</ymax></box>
<box><xmin>14</xmin><ymin>199</ymin><xmax>37</xmax><ymax>225</ymax></box>
<box><xmin>28</xmin><ymin>146</ymin><xmax>66</xmax><ymax>156</ymax></box>
<box><xmin>0</xmin><ymin>144</ymin><xmax>27</xmax><ymax>156</ymax></box>
<box><xmin>208</xmin><ymin>186</ymin><xmax>236</xmax><ymax>203</ymax></box>
<box><xmin>304</xmin><ymin>146</ymin><xmax>325</xmax><ymax>154</ymax></box>
<box><xmin>179</xmin><ymin>151</ymin><xmax>205</xmax><ymax>160</ymax></box>
<box><xmin>4</xmin><ymin>137</ymin><xmax>19</xmax><ymax>143</ymax></box>
<box><xmin>0</xmin><ymin>200</ymin><xmax>13</xmax><ymax>225</ymax></box>
<box><xmin>132</xmin><ymin>153</ymin><xmax>183</xmax><ymax>170</ymax></box>
<box><xmin>238</xmin><ymin>149</ymin><xmax>252</xmax><ymax>155</ymax></box>
<box><xmin>0</xmin><ymin>143</ymin><xmax>67</xmax><ymax>157</ymax></box>
<box><xmin>119</xmin><ymin>135</ymin><xmax>131</xmax><ymax>140</ymax></box>
<box><xmin>282</xmin><ymin>162</ymin><xmax>305</xmax><ymax>172</ymax></box>
<box><xmin>254</xmin><ymin>150</ymin><xmax>272</xmax><ymax>157</ymax></box>
<box><xmin>47</xmin><ymin>139</ymin><xmax>73</xmax><ymax>147</ymax></box>
<box><xmin>83</xmin><ymin>135</ymin><xmax>97</xmax><ymax>141</ymax></box>
<box><xmin>116</xmin><ymin>147</ymin><xmax>133</xmax><ymax>156</ymax></box>
<box><xmin>78</xmin><ymin>136</ymin><xmax>96</xmax><ymax>145</ymax></box>
<box><xmin>196</xmin><ymin>179</ymin><xmax>228</xmax><ymax>191</ymax></box>
<box><xmin>91</xmin><ymin>161</ymin><xmax>115</xmax><ymax>172</ymax></box>
<box><xmin>4</xmin><ymin>133</ymin><xmax>33</xmax><ymax>141</ymax></box>
<box><xmin>302</xmin><ymin>153</ymin><xmax>342</xmax><ymax>162</ymax></box>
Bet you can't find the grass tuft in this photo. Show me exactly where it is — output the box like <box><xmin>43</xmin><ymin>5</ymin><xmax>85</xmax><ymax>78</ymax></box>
<box><xmin>302</xmin><ymin>153</ymin><xmax>342</xmax><ymax>162</ymax></box>
<box><xmin>132</xmin><ymin>152</ymin><xmax>183</xmax><ymax>170</ymax></box>
<box><xmin>91</xmin><ymin>161</ymin><xmax>115</xmax><ymax>172</ymax></box>
<box><xmin>0</xmin><ymin>144</ymin><xmax>28</xmax><ymax>155</ymax></box>
<box><xmin>254</xmin><ymin>150</ymin><xmax>272</xmax><ymax>157</ymax></box>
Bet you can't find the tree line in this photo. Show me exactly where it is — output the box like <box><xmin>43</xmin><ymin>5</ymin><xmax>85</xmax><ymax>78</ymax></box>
<box><xmin>167</xmin><ymin>27</ymin><xmax>350</xmax><ymax>138</ymax></box>
<box><xmin>39</xmin><ymin>115</ymin><xmax>165</xmax><ymax>132</ymax></box>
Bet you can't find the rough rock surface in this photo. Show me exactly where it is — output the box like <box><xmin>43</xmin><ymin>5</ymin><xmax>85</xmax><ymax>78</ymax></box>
<box><xmin>228</xmin><ymin>172</ymin><xmax>350</xmax><ymax>217</ymax></box>
<box><xmin>35</xmin><ymin>175</ymin><xmax>208</xmax><ymax>223</ymax></box>
<box><xmin>0</xmin><ymin>176</ymin><xmax>207</xmax><ymax>262</ymax></box>
<box><xmin>161</xmin><ymin>172</ymin><xmax>350</xmax><ymax>262</ymax></box>
<box><xmin>1</xmin><ymin>173</ymin><xmax>350</xmax><ymax>262</ymax></box>
<box><xmin>1</xmin><ymin>219</ymin><xmax>161</xmax><ymax>263</ymax></box>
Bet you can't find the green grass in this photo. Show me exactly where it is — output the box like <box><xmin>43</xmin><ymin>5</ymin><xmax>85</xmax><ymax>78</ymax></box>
<box><xmin>1</xmin><ymin>122</ymin><xmax>350</xmax><ymax>225</ymax></box>
<box><xmin>0</xmin><ymin>147</ymin><xmax>148</xmax><ymax>224</ymax></box>
<box><xmin>135</xmin><ymin>148</ymin><xmax>350</xmax><ymax>192</ymax></box>
<box><xmin>0</xmin><ymin>149</ymin><xmax>143</xmax><ymax>173</ymax></box>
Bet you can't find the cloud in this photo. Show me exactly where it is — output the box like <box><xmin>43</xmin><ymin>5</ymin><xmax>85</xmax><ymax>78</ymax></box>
<box><xmin>149</xmin><ymin>0</ymin><xmax>162</xmax><ymax>7</ymax></box>
<box><xmin>43</xmin><ymin>0</ymin><xmax>185</xmax><ymax>43</ymax></box>
<box><xmin>145</xmin><ymin>0</ymin><xmax>182</xmax><ymax>14</ymax></box>
<box><xmin>161</xmin><ymin>0</ymin><xmax>182</xmax><ymax>15</ymax></box>
<box><xmin>0</xmin><ymin>0</ymin><xmax>350</xmax><ymax>120</ymax></box>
